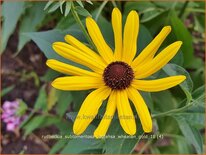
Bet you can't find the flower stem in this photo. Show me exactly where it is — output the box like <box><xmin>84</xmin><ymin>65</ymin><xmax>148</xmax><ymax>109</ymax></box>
<box><xmin>152</xmin><ymin>99</ymin><xmax>195</xmax><ymax>118</ymax></box>
<box><xmin>71</xmin><ymin>2</ymin><xmax>96</xmax><ymax>50</ymax></box>
<box><xmin>95</xmin><ymin>0</ymin><xmax>108</xmax><ymax>21</ymax></box>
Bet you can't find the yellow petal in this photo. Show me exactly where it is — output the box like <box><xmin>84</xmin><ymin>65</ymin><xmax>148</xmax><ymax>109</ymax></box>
<box><xmin>64</xmin><ymin>35</ymin><xmax>107</xmax><ymax>66</ymax></box>
<box><xmin>94</xmin><ymin>91</ymin><xmax>116</xmax><ymax>138</ymax></box>
<box><xmin>46</xmin><ymin>59</ymin><xmax>101</xmax><ymax>77</ymax></box>
<box><xmin>132</xmin><ymin>26</ymin><xmax>171</xmax><ymax>68</ymax></box>
<box><xmin>132</xmin><ymin>76</ymin><xmax>186</xmax><ymax>92</ymax></box>
<box><xmin>52</xmin><ymin>42</ymin><xmax>104</xmax><ymax>74</ymax></box>
<box><xmin>51</xmin><ymin>76</ymin><xmax>104</xmax><ymax>91</ymax></box>
<box><xmin>135</xmin><ymin>41</ymin><xmax>182</xmax><ymax>79</ymax></box>
<box><xmin>112</xmin><ymin>8</ymin><xmax>122</xmax><ymax>60</ymax></box>
<box><xmin>122</xmin><ymin>10</ymin><xmax>139</xmax><ymax>64</ymax></box>
<box><xmin>116</xmin><ymin>90</ymin><xmax>136</xmax><ymax>135</ymax></box>
<box><xmin>127</xmin><ymin>87</ymin><xmax>152</xmax><ymax>133</ymax></box>
<box><xmin>73</xmin><ymin>86</ymin><xmax>111</xmax><ymax>135</ymax></box>
<box><xmin>86</xmin><ymin>17</ymin><xmax>114</xmax><ymax>64</ymax></box>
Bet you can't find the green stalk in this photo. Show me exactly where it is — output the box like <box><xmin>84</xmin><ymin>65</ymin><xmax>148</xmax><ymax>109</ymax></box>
<box><xmin>71</xmin><ymin>2</ymin><xmax>96</xmax><ymax>50</ymax></box>
<box><xmin>152</xmin><ymin>99</ymin><xmax>195</xmax><ymax>118</ymax></box>
<box><xmin>95</xmin><ymin>0</ymin><xmax>108</xmax><ymax>21</ymax></box>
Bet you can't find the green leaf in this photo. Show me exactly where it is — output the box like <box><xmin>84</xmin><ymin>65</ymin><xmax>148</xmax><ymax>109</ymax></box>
<box><xmin>16</xmin><ymin>99</ymin><xmax>28</xmax><ymax>116</ymax></box>
<box><xmin>24</xmin><ymin>29</ymin><xmax>88</xmax><ymax>70</ymax></box>
<box><xmin>140</xmin><ymin>91</ymin><xmax>154</xmax><ymax>112</ymax></box>
<box><xmin>56</xmin><ymin>90</ymin><xmax>73</xmax><ymax>117</ymax></box>
<box><xmin>17</xmin><ymin>2</ymin><xmax>47</xmax><ymax>53</ymax></box>
<box><xmin>175</xmin><ymin>113</ymin><xmax>204</xmax><ymax>129</ymax></box>
<box><xmin>192</xmin><ymin>85</ymin><xmax>205</xmax><ymax>107</ymax></box>
<box><xmin>85</xmin><ymin>0</ymin><xmax>93</xmax><ymax>5</ymax></box>
<box><xmin>188</xmin><ymin>85</ymin><xmax>205</xmax><ymax>112</ymax></box>
<box><xmin>47</xmin><ymin>87</ymin><xmax>58</xmax><ymax>111</ymax></box>
<box><xmin>44</xmin><ymin>0</ymin><xmax>54</xmax><ymax>10</ymax></box>
<box><xmin>163</xmin><ymin>63</ymin><xmax>193</xmax><ymax>100</ymax></box>
<box><xmin>34</xmin><ymin>85</ymin><xmax>47</xmax><ymax>111</ymax></box>
<box><xmin>64</xmin><ymin>1</ymin><xmax>71</xmax><ymax>16</ymax></box>
<box><xmin>96</xmin><ymin>15</ymin><xmax>114</xmax><ymax>49</ymax></box>
<box><xmin>124</xmin><ymin>1</ymin><xmax>156</xmax><ymax>14</ymax></box>
<box><xmin>104</xmin><ymin>117</ymin><xmax>143</xmax><ymax>154</ymax></box>
<box><xmin>75</xmin><ymin>6</ymin><xmax>91</xmax><ymax>17</ymax></box>
<box><xmin>49</xmin><ymin>139</ymin><xmax>68</xmax><ymax>154</ymax></box>
<box><xmin>71</xmin><ymin>91</ymin><xmax>88</xmax><ymax>111</ymax></box>
<box><xmin>76</xmin><ymin>0</ymin><xmax>84</xmax><ymax>8</ymax></box>
<box><xmin>40</xmin><ymin>69</ymin><xmax>61</xmax><ymax>82</ymax></box>
<box><xmin>48</xmin><ymin>2</ymin><xmax>60</xmax><ymax>13</ymax></box>
<box><xmin>173</xmin><ymin>115</ymin><xmax>203</xmax><ymax>154</ymax></box>
<box><xmin>169</xmin><ymin>10</ymin><xmax>194</xmax><ymax>67</ymax></box>
<box><xmin>1</xmin><ymin>1</ymin><xmax>25</xmax><ymax>53</ymax></box>
<box><xmin>59</xmin><ymin>0</ymin><xmax>65</xmax><ymax>14</ymax></box>
<box><xmin>175</xmin><ymin>136</ymin><xmax>191</xmax><ymax>154</ymax></box>
<box><xmin>60</xmin><ymin>119</ymin><xmax>103</xmax><ymax>154</ymax></box>
<box><xmin>23</xmin><ymin>116</ymin><xmax>61</xmax><ymax>136</ymax></box>
<box><xmin>1</xmin><ymin>85</ymin><xmax>14</xmax><ymax>97</ymax></box>
<box><xmin>61</xmin><ymin>138</ymin><xmax>103</xmax><ymax>154</ymax></box>
<box><xmin>152</xmin><ymin>90</ymin><xmax>178</xmax><ymax>112</ymax></box>
<box><xmin>137</xmin><ymin>24</ymin><xmax>153</xmax><ymax>54</ymax></box>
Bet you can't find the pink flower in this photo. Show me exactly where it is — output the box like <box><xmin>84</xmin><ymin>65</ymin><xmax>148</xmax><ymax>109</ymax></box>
<box><xmin>1</xmin><ymin>100</ymin><xmax>26</xmax><ymax>132</ymax></box>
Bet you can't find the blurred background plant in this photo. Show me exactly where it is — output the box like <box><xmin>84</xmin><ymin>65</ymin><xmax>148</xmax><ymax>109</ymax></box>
<box><xmin>1</xmin><ymin>0</ymin><xmax>205</xmax><ymax>154</ymax></box>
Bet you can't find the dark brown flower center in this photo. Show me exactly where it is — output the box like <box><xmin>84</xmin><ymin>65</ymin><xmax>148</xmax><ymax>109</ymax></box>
<box><xmin>103</xmin><ymin>61</ymin><xmax>134</xmax><ymax>90</ymax></box>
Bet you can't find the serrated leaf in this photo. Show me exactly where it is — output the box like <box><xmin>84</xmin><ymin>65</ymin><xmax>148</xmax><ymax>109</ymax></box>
<box><xmin>64</xmin><ymin>1</ymin><xmax>71</xmax><ymax>16</ymax></box>
<box><xmin>1</xmin><ymin>2</ymin><xmax>25</xmax><ymax>53</ymax></box>
<box><xmin>75</xmin><ymin>6</ymin><xmax>91</xmax><ymax>17</ymax></box>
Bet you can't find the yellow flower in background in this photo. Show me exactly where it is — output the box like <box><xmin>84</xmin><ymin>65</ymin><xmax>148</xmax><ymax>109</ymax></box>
<box><xmin>46</xmin><ymin>8</ymin><xmax>186</xmax><ymax>138</ymax></box>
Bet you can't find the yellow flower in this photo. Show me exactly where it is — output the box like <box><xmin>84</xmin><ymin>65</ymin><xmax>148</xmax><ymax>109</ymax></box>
<box><xmin>46</xmin><ymin>8</ymin><xmax>186</xmax><ymax>138</ymax></box>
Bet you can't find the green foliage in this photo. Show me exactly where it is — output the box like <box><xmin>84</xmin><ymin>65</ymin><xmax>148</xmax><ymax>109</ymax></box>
<box><xmin>173</xmin><ymin>115</ymin><xmax>203</xmax><ymax>153</ymax></box>
<box><xmin>1</xmin><ymin>85</ymin><xmax>15</xmax><ymax>97</ymax></box>
<box><xmin>17</xmin><ymin>2</ymin><xmax>47</xmax><ymax>53</ymax></box>
<box><xmin>104</xmin><ymin>118</ymin><xmax>143</xmax><ymax>154</ymax></box>
<box><xmin>1</xmin><ymin>2</ymin><xmax>25</xmax><ymax>53</ymax></box>
<box><xmin>16</xmin><ymin>100</ymin><xmax>28</xmax><ymax>116</ymax></box>
<box><xmin>34</xmin><ymin>85</ymin><xmax>47</xmax><ymax>111</ymax></box>
<box><xmin>44</xmin><ymin>0</ymin><xmax>93</xmax><ymax>16</ymax></box>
